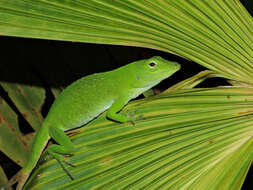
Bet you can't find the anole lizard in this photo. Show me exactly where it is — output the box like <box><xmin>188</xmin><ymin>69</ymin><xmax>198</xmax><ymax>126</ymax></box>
<box><xmin>2</xmin><ymin>56</ymin><xmax>180</xmax><ymax>190</ymax></box>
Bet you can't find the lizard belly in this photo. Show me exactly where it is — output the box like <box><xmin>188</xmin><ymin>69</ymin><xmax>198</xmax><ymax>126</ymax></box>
<box><xmin>61</xmin><ymin>100</ymin><xmax>113</xmax><ymax>131</ymax></box>
<box><xmin>46</xmin><ymin>97</ymin><xmax>114</xmax><ymax>131</ymax></box>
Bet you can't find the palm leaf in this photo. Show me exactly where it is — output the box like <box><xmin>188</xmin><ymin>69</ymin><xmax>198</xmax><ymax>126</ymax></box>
<box><xmin>0</xmin><ymin>0</ymin><xmax>252</xmax><ymax>83</ymax></box>
<box><xmin>0</xmin><ymin>94</ymin><xmax>32</xmax><ymax>166</ymax></box>
<box><xmin>23</xmin><ymin>87</ymin><xmax>253</xmax><ymax>190</ymax></box>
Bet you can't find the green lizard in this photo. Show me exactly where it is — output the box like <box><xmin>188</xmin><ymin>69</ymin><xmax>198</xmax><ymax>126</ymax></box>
<box><xmin>2</xmin><ymin>56</ymin><xmax>180</xmax><ymax>190</ymax></box>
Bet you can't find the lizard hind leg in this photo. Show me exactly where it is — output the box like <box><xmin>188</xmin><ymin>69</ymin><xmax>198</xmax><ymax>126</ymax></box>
<box><xmin>47</xmin><ymin>125</ymin><xmax>76</xmax><ymax>180</ymax></box>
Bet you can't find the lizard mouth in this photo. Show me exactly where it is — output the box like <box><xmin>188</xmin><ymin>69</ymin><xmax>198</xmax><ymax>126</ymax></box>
<box><xmin>132</xmin><ymin>68</ymin><xmax>180</xmax><ymax>88</ymax></box>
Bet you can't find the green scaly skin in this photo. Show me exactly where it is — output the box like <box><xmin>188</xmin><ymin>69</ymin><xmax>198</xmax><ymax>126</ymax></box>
<box><xmin>2</xmin><ymin>56</ymin><xmax>180</xmax><ymax>190</ymax></box>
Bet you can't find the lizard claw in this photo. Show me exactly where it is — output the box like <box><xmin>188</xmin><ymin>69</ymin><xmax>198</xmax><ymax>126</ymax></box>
<box><xmin>55</xmin><ymin>159</ymin><xmax>75</xmax><ymax>180</ymax></box>
<box><xmin>127</xmin><ymin>120</ymin><xmax>135</xmax><ymax>126</ymax></box>
<box><xmin>64</xmin><ymin>160</ymin><xmax>76</xmax><ymax>168</ymax></box>
<box><xmin>125</xmin><ymin>109</ymin><xmax>146</xmax><ymax>126</ymax></box>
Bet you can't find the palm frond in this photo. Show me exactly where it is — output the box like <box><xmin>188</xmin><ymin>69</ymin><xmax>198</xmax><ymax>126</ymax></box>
<box><xmin>0</xmin><ymin>0</ymin><xmax>253</xmax><ymax>83</ymax></box>
<box><xmin>24</xmin><ymin>87</ymin><xmax>253</xmax><ymax>190</ymax></box>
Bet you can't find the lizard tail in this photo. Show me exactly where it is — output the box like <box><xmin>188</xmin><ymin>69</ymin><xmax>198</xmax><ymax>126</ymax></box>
<box><xmin>16</xmin><ymin>171</ymin><xmax>30</xmax><ymax>190</ymax></box>
<box><xmin>0</xmin><ymin>170</ymin><xmax>28</xmax><ymax>190</ymax></box>
<box><xmin>1</xmin><ymin>124</ymin><xmax>50</xmax><ymax>190</ymax></box>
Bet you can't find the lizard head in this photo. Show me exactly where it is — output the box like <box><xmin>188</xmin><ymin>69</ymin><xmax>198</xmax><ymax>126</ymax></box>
<box><xmin>130</xmin><ymin>56</ymin><xmax>181</xmax><ymax>88</ymax></box>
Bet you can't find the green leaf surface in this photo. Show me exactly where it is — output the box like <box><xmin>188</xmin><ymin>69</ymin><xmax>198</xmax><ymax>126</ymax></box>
<box><xmin>0</xmin><ymin>96</ymin><xmax>31</xmax><ymax>167</ymax></box>
<box><xmin>166</xmin><ymin>70</ymin><xmax>218</xmax><ymax>91</ymax></box>
<box><xmin>0</xmin><ymin>82</ymin><xmax>45</xmax><ymax>131</ymax></box>
<box><xmin>0</xmin><ymin>166</ymin><xmax>11</xmax><ymax>190</ymax></box>
<box><xmin>23</xmin><ymin>87</ymin><xmax>253</xmax><ymax>190</ymax></box>
<box><xmin>189</xmin><ymin>137</ymin><xmax>253</xmax><ymax>190</ymax></box>
<box><xmin>0</xmin><ymin>0</ymin><xmax>253</xmax><ymax>84</ymax></box>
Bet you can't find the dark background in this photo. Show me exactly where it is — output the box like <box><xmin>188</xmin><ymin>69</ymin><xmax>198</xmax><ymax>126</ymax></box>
<box><xmin>0</xmin><ymin>0</ymin><xmax>252</xmax><ymax>189</ymax></box>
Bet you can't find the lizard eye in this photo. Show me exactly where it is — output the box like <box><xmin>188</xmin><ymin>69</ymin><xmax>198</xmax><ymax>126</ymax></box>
<box><xmin>149</xmin><ymin>62</ymin><xmax>156</xmax><ymax>67</ymax></box>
